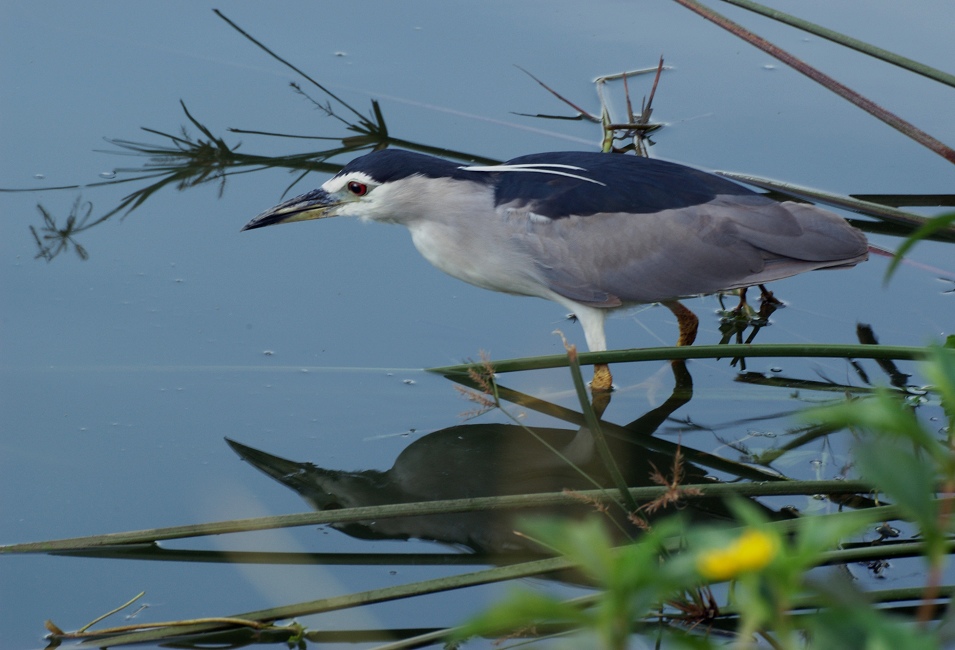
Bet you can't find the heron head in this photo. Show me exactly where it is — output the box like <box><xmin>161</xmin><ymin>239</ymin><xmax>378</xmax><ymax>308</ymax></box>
<box><xmin>242</xmin><ymin>170</ymin><xmax>381</xmax><ymax>231</ymax></box>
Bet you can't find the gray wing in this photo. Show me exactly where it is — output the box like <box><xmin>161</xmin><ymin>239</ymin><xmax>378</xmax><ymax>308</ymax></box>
<box><xmin>506</xmin><ymin>194</ymin><xmax>868</xmax><ymax>306</ymax></box>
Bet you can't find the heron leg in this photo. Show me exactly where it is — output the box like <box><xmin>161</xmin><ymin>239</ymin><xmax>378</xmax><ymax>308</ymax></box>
<box><xmin>663</xmin><ymin>300</ymin><xmax>698</xmax><ymax>347</ymax></box>
<box><xmin>718</xmin><ymin>286</ymin><xmax>782</xmax><ymax>368</ymax></box>
<box><xmin>567</xmin><ymin>304</ymin><xmax>614</xmax><ymax>394</ymax></box>
<box><xmin>727</xmin><ymin>287</ymin><xmax>758</xmax><ymax>319</ymax></box>
<box><xmin>735</xmin><ymin>287</ymin><xmax>750</xmax><ymax>314</ymax></box>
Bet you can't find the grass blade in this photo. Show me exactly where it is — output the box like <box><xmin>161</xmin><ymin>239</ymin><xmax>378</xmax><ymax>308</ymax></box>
<box><xmin>719</xmin><ymin>0</ymin><xmax>955</xmax><ymax>88</ymax></box>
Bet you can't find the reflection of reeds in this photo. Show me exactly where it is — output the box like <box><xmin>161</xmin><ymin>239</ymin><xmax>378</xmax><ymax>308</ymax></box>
<box><xmin>29</xmin><ymin>198</ymin><xmax>91</xmax><ymax>261</ymax></box>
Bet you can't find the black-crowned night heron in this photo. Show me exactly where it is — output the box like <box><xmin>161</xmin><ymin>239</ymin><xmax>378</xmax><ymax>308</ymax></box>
<box><xmin>243</xmin><ymin>149</ymin><xmax>868</xmax><ymax>391</ymax></box>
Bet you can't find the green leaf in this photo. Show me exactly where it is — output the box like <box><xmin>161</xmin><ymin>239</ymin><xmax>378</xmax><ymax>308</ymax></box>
<box><xmin>453</xmin><ymin>588</ymin><xmax>587</xmax><ymax>641</ymax></box>
<box><xmin>922</xmin><ymin>347</ymin><xmax>955</xmax><ymax>438</ymax></box>
<box><xmin>810</xmin><ymin>390</ymin><xmax>942</xmax><ymax>457</ymax></box>
<box><xmin>885</xmin><ymin>210</ymin><xmax>955</xmax><ymax>283</ymax></box>
<box><xmin>807</xmin><ymin>606</ymin><xmax>939</xmax><ymax>650</ymax></box>
<box><xmin>854</xmin><ymin>436</ymin><xmax>938</xmax><ymax>535</ymax></box>
<box><xmin>520</xmin><ymin>517</ymin><xmax>617</xmax><ymax>584</ymax></box>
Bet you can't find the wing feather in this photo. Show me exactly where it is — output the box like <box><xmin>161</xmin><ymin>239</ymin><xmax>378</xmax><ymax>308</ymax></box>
<box><xmin>507</xmin><ymin>196</ymin><xmax>868</xmax><ymax>306</ymax></box>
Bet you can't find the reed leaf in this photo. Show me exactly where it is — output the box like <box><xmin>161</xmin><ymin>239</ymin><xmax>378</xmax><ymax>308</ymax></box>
<box><xmin>430</xmin><ymin>343</ymin><xmax>934</xmax><ymax>377</ymax></box>
<box><xmin>3</xmin><ymin>481</ymin><xmax>875</xmax><ymax>554</ymax></box>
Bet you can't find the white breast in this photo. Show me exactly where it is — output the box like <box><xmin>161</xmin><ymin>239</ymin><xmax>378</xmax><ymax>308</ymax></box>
<box><xmin>368</xmin><ymin>175</ymin><xmax>557</xmax><ymax>300</ymax></box>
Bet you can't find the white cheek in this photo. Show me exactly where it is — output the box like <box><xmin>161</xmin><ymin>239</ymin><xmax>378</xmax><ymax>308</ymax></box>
<box><xmin>352</xmin><ymin>201</ymin><xmax>380</xmax><ymax>222</ymax></box>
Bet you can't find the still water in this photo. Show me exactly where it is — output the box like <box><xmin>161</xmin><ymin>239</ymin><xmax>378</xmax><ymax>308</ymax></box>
<box><xmin>2</xmin><ymin>1</ymin><xmax>953</xmax><ymax>648</ymax></box>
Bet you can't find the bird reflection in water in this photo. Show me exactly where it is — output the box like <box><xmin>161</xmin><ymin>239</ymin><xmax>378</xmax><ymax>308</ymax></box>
<box><xmin>228</xmin><ymin>362</ymin><xmax>792</xmax><ymax>555</ymax></box>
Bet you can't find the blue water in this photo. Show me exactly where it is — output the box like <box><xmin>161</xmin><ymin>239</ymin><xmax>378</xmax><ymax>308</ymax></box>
<box><xmin>2</xmin><ymin>1</ymin><xmax>953</xmax><ymax>648</ymax></box>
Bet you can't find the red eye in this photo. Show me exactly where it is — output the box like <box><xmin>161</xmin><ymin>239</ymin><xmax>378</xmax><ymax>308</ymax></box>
<box><xmin>347</xmin><ymin>181</ymin><xmax>368</xmax><ymax>196</ymax></box>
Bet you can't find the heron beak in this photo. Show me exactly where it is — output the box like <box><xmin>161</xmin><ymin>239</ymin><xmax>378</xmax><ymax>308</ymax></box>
<box><xmin>241</xmin><ymin>189</ymin><xmax>344</xmax><ymax>231</ymax></box>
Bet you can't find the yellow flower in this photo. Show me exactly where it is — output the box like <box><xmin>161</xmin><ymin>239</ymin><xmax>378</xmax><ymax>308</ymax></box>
<box><xmin>696</xmin><ymin>529</ymin><xmax>778</xmax><ymax>581</ymax></box>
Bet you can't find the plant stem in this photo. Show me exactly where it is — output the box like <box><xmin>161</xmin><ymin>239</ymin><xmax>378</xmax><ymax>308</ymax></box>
<box><xmin>431</xmin><ymin>343</ymin><xmax>936</xmax><ymax>376</ymax></box>
<box><xmin>670</xmin><ymin>0</ymin><xmax>955</xmax><ymax>165</ymax></box>
<box><xmin>0</xmin><ymin>481</ymin><xmax>879</xmax><ymax>553</ymax></box>
<box><xmin>719</xmin><ymin>0</ymin><xmax>955</xmax><ymax>88</ymax></box>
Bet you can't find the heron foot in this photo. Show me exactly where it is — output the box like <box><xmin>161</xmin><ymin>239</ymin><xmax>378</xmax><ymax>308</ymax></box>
<box><xmin>758</xmin><ymin>284</ymin><xmax>782</xmax><ymax>306</ymax></box>
<box><xmin>591</xmin><ymin>363</ymin><xmax>614</xmax><ymax>393</ymax></box>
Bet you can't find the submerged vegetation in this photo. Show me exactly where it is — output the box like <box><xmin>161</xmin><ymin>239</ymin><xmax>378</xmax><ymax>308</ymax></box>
<box><xmin>3</xmin><ymin>1</ymin><xmax>955</xmax><ymax>648</ymax></box>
